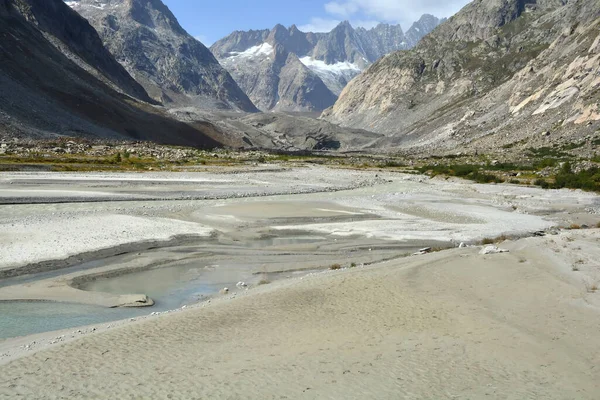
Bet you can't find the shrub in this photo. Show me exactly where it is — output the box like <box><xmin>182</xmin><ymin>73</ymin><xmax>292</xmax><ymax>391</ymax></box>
<box><xmin>533</xmin><ymin>158</ymin><xmax>558</xmax><ymax>169</ymax></box>
<box><xmin>534</xmin><ymin>178</ymin><xmax>550</xmax><ymax>189</ymax></box>
<box><xmin>330</xmin><ymin>264</ymin><xmax>342</xmax><ymax>270</ymax></box>
<box><xmin>552</xmin><ymin>165</ymin><xmax>600</xmax><ymax>192</ymax></box>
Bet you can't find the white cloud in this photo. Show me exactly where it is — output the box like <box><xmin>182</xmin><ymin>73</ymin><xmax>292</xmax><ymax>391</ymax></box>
<box><xmin>322</xmin><ymin>0</ymin><xmax>469</xmax><ymax>29</ymax></box>
<box><xmin>298</xmin><ymin>17</ymin><xmax>343</xmax><ymax>33</ymax></box>
<box><xmin>324</xmin><ymin>1</ymin><xmax>359</xmax><ymax>17</ymax></box>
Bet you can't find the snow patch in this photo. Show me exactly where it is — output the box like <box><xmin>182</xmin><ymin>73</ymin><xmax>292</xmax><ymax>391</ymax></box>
<box><xmin>229</xmin><ymin>43</ymin><xmax>274</xmax><ymax>59</ymax></box>
<box><xmin>65</xmin><ymin>0</ymin><xmax>108</xmax><ymax>9</ymax></box>
<box><xmin>299</xmin><ymin>57</ymin><xmax>361</xmax><ymax>75</ymax></box>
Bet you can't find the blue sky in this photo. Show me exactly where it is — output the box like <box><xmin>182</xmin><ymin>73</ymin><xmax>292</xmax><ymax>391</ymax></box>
<box><xmin>163</xmin><ymin>0</ymin><xmax>471</xmax><ymax>46</ymax></box>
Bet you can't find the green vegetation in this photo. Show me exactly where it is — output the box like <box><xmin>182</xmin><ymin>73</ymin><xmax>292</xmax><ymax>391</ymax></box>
<box><xmin>530</xmin><ymin>163</ymin><xmax>600</xmax><ymax>192</ymax></box>
<box><xmin>553</xmin><ymin>163</ymin><xmax>600</xmax><ymax>192</ymax></box>
<box><xmin>417</xmin><ymin>164</ymin><xmax>504</xmax><ymax>184</ymax></box>
<box><xmin>376</xmin><ymin>160</ymin><xmax>406</xmax><ymax>168</ymax></box>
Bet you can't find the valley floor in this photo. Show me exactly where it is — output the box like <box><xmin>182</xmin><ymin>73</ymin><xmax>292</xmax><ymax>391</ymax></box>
<box><xmin>0</xmin><ymin>165</ymin><xmax>599</xmax><ymax>399</ymax></box>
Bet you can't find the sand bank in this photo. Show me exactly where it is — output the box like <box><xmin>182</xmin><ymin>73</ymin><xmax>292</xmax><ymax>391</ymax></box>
<box><xmin>1</xmin><ymin>230</ymin><xmax>599</xmax><ymax>399</ymax></box>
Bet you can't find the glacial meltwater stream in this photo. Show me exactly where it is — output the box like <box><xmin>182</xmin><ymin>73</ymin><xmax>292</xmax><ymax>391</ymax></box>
<box><xmin>0</xmin><ymin>233</ymin><xmax>438</xmax><ymax>339</ymax></box>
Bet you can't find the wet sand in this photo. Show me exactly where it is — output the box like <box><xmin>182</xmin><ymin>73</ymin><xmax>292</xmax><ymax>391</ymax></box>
<box><xmin>1</xmin><ymin>166</ymin><xmax>600</xmax><ymax>398</ymax></box>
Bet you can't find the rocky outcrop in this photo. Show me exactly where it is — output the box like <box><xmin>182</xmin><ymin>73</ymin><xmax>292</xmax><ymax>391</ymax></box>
<box><xmin>0</xmin><ymin>0</ymin><xmax>223</xmax><ymax>148</ymax></box>
<box><xmin>323</xmin><ymin>0</ymin><xmax>600</xmax><ymax>155</ymax></box>
<box><xmin>13</xmin><ymin>0</ymin><xmax>151</xmax><ymax>102</ymax></box>
<box><xmin>68</xmin><ymin>0</ymin><xmax>258</xmax><ymax>112</ymax></box>
<box><xmin>211</xmin><ymin>17</ymin><xmax>441</xmax><ymax>112</ymax></box>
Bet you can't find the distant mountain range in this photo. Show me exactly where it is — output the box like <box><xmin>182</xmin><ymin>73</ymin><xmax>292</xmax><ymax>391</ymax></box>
<box><xmin>211</xmin><ymin>15</ymin><xmax>444</xmax><ymax>112</ymax></box>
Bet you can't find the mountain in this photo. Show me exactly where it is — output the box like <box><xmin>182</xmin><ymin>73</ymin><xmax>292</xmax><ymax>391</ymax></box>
<box><xmin>211</xmin><ymin>16</ymin><xmax>442</xmax><ymax>112</ymax></box>
<box><xmin>323</xmin><ymin>0</ymin><xmax>600</xmax><ymax>155</ymax></box>
<box><xmin>66</xmin><ymin>0</ymin><xmax>258</xmax><ymax>112</ymax></box>
<box><xmin>0</xmin><ymin>0</ymin><xmax>223</xmax><ymax>147</ymax></box>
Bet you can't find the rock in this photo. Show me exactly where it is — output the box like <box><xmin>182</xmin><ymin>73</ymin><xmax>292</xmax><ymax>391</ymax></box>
<box><xmin>459</xmin><ymin>242</ymin><xmax>467</xmax><ymax>248</ymax></box>
<box><xmin>70</xmin><ymin>0</ymin><xmax>257</xmax><ymax>112</ymax></box>
<box><xmin>220</xmin><ymin>288</ymin><xmax>229</xmax><ymax>295</ymax></box>
<box><xmin>236</xmin><ymin>282</ymin><xmax>248</xmax><ymax>289</ymax></box>
<box><xmin>479</xmin><ymin>245</ymin><xmax>509</xmax><ymax>255</ymax></box>
<box><xmin>117</xmin><ymin>294</ymin><xmax>154</xmax><ymax>307</ymax></box>
<box><xmin>211</xmin><ymin>17</ymin><xmax>441</xmax><ymax>111</ymax></box>
<box><xmin>419</xmin><ymin>247</ymin><xmax>432</xmax><ymax>253</ymax></box>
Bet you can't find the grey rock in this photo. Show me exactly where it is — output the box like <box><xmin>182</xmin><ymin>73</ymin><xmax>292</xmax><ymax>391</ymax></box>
<box><xmin>480</xmin><ymin>245</ymin><xmax>509</xmax><ymax>255</ymax></box>
<box><xmin>0</xmin><ymin>0</ymin><xmax>225</xmax><ymax>147</ymax></box>
<box><xmin>323</xmin><ymin>0</ymin><xmax>599</xmax><ymax>156</ymax></box>
<box><xmin>211</xmin><ymin>17</ymin><xmax>441</xmax><ymax>112</ymax></box>
<box><xmin>67</xmin><ymin>0</ymin><xmax>258</xmax><ymax>112</ymax></box>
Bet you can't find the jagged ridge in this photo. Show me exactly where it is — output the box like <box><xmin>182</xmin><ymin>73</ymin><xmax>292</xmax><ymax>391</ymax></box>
<box><xmin>211</xmin><ymin>16</ymin><xmax>442</xmax><ymax>112</ymax></box>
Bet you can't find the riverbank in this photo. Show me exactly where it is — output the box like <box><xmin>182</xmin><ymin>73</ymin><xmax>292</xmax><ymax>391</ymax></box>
<box><xmin>1</xmin><ymin>166</ymin><xmax>599</xmax><ymax>398</ymax></box>
<box><xmin>1</xmin><ymin>228</ymin><xmax>599</xmax><ymax>398</ymax></box>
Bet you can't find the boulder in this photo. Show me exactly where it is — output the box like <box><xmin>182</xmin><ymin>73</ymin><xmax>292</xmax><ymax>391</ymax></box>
<box><xmin>479</xmin><ymin>245</ymin><xmax>509</xmax><ymax>255</ymax></box>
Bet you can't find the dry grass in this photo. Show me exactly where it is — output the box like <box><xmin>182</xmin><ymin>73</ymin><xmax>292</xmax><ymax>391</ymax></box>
<box><xmin>569</xmin><ymin>224</ymin><xmax>582</xmax><ymax>230</ymax></box>
<box><xmin>258</xmin><ymin>279</ymin><xmax>271</xmax><ymax>285</ymax></box>
<box><xmin>481</xmin><ymin>234</ymin><xmax>509</xmax><ymax>245</ymax></box>
<box><xmin>585</xmin><ymin>281</ymin><xmax>598</xmax><ymax>293</ymax></box>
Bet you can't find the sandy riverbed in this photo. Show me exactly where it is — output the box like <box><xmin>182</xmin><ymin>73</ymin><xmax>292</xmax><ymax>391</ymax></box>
<box><xmin>0</xmin><ymin>165</ymin><xmax>599</xmax><ymax>398</ymax></box>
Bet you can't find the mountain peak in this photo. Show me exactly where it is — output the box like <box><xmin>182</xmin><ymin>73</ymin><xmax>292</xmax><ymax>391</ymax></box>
<box><xmin>212</xmin><ymin>14</ymin><xmax>441</xmax><ymax>112</ymax></box>
<box><xmin>334</xmin><ymin>20</ymin><xmax>354</xmax><ymax>30</ymax></box>
<box><xmin>70</xmin><ymin>0</ymin><xmax>257</xmax><ymax>111</ymax></box>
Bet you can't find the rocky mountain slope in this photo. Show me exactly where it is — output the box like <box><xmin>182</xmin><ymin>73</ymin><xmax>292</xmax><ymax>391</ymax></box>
<box><xmin>211</xmin><ymin>16</ymin><xmax>442</xmax><ymax>112</ymax></box>
<box><xmin>323</xmin><ymin>0</ymin><xmax>600</xmax><ymax>155</ymax></box>
<box><xmin>0</xmin><ymin>0</ymin><xmax>223</xmax><ymax>147</ymax></box>
<box><xmin>67</xmin><ymin>0</ymin><xmax>257</xmax><ymax>112</ymax></box>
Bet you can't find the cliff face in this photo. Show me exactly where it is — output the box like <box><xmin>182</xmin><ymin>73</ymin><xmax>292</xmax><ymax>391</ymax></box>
<box><xmin>0</xmin><ymin>0</ymin><xmax>224</xmax><ymax>148</ymax></box>
<box><xmin>323</xmin><ymin>0</ymin><xmax>600</xmax><ymax>154</ymax></box>
<box><xmin>68</xmin><ymin>0</ymin><xmax>258</xmax><ymax>112</ymax></box>
<box><xmin>211</xmin><ymin>17</ymin><xmax>441</xmax><ymax>112</ymax></box>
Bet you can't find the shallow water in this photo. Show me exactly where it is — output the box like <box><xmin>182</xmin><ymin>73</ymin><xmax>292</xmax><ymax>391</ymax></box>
<box><xmin>0</xmin><ymin>302</ymin><xmax>147</xmax><ymax>340</ymax></box>
<box><xmin>0</xmin><ymin>232</ymin><xmax>446</xmax><ymax>340</ymax></box>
